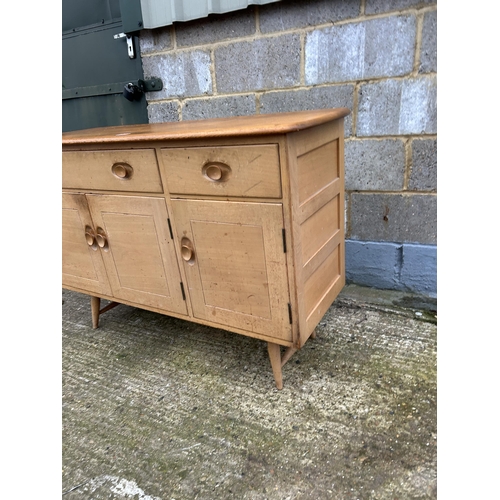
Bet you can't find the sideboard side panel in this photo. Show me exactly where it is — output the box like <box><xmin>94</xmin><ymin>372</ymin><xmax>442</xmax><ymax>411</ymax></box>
<box><xmin>287</xmin><ymin>119</ymin><xmax>346</xmax><ymax>347</ymax></box>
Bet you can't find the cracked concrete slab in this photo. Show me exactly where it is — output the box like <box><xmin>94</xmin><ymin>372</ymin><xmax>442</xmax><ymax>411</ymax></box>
<box><xmin>62</xmin><ymin>285</ymin><xmax>437</xmax><ymax>499</ymax></box>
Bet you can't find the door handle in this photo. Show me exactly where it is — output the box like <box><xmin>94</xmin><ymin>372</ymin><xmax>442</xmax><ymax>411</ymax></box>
<box><xmin>181</xmin><ymin>238</ymin><xmax>195</xmax><ymax>263</ymax></box>
<box><xmin>85</xmin><ymin>226</ymin><xmax>97</xmax><ymax>249</ymax></box>
<box><xmin>114</xmin><ymin>32</ymin><xmax>135</xmax><ymax>59</ymax></box>
<box><xmin>95</xmin><ymin>227</ymin><xmax>109</xmax><ymax>250</ymax></box>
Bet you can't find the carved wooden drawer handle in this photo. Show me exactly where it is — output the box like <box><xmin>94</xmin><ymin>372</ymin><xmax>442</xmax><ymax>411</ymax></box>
<box><xmin>111</xmin><ymin>162</ymin><xmax>133</xmax><ymax>179</ymax></box>
<box><xmin>202</xmin><ymin>162</ymin><xmax>231</xmax><ymax>182</ymax></box>
<box><xmin>181</xmin><ymin>237</ymin><xmax>195</xmax><ymax>263</ymax></box>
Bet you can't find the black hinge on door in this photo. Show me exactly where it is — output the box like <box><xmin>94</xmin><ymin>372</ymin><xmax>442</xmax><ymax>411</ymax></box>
<box><xmin>288</xmin><ymin>303</ymin><xmax>293</xmax><ymax>324</ymax></box>
<box><xmin>62</xmin><ymin>78</ymin><xmax>163</xmax><ymax>100</ymax></box>
<box><xmin>180</xmin><ymin>282</ymin><xmax>186</xmax><ymax>301</ymax></box>
<box><xmin>282</xmin><ymin>228</ymin><xmax>287</xmax><ymax>253</ymax></box>
<box><xmin>167</xmin><ymin>218</ymin><xmax>174</xmax><ymax>239</ymax></box>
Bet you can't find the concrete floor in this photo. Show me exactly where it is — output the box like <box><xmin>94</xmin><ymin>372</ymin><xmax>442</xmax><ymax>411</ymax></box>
<box><xmin>62</xmin><ymin>285</ymin><xmax>437</xmax><ymax>499</ymax></box>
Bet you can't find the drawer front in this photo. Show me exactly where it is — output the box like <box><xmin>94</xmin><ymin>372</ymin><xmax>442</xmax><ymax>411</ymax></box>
<box><xmin>62</xmin><ymin>150</ymin><xmax>163</xmax><ymax>192</ymax></box>
<box><xmin>160</xmin><ymin>144</ymin><xmax>282</xmax><ymax>198</ymax></box>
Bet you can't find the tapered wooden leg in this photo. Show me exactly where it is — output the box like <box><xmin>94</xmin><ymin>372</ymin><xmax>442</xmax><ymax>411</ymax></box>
<box><xmin>310</xmin><ymin>328</ymin><xmax>317</xmax><ymax>339</ymax></box>
<box><xmin>267</xmin><ymin>342</ymin><xmax>283</xmax><ymax>390</ymax></box>
<box><xmin>91</xmin><ymin>296</ymin><xmax>100</xmax><ymax>329</ymax></box>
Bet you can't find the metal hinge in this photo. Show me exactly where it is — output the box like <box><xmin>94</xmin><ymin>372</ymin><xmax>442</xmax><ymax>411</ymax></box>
<box><xmin>288</xmin><ymin>303</ymin><xmax>293</xmax><ymax>324</ymax></box>
<box><xmin>282</xmin><ymin>228</ymin><xmax>287</xmax><ymax>253</ymax></box>
<box><xmin>167</xmin><ymin>219</ymin><xmax>174</xmax><ymax>240</ymax></box>
<box><xmin>62</xmin><ymin>78</ymin><xmax>163</xmax><ymax>100</ymax></box>
<box><xmin>114</xmin><ymin>32</ymin><xmax>135</xmax><ymax>59</ymax></box>
<box><xmin>180</xmin><ymin>282</ymin><xmax>186</xmax><ymax>301</ymax></box>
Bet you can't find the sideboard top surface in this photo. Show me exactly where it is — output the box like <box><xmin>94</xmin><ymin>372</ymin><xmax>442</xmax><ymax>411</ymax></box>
<box><xmin>62</xmin><ymin>108</ymin><xmax>350</xmax><ymax>145</ymax></box>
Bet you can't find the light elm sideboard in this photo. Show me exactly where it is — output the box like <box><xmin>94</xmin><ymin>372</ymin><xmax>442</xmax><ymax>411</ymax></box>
<box><xmin>62</xmin><ymin>108</ymin><xmax>350</xmax><ymax>389</ymax></box>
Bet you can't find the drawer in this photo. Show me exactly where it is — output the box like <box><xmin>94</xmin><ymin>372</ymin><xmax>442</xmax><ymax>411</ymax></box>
<box><xmin>160</xmin><ymin>144</ymin><xmax>281</xmax><ymax>198</ymax></box>
<box><xmin>62</xmin><ymin>149</ymin><xmax>163</xmax><ymax>192</ymax></box>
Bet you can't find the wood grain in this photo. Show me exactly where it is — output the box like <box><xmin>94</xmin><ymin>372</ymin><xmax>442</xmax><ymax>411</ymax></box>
<box><xmin>63</xmin><ymin>149</ymin><xmax>163</xmax><ymax>192</ymax></box>
<box><xmin>86</xmin><ymin>194</ymin><xmax>187</xmax><ymax>315</ymax></box>
<box><xmin>62</xmin><ymin>193</ymin><xmax>112</xmax><ymax>296</ymax></box>
<box><xmin>171</xmin><ymin>199</ymin><xmax>292</xmax><ymax>342</ymax></box>
<box><xmin>286</xmin><ymin>118</ymin><xmax>346</xmax><ymax>347</ymax></box>
<box><xmin>161</xmin><ymin>144</ymin><xmax>281</xmax><ymax>198</ymax></box>
<box><xmin>62</xmin><ymin>108</ymin><xmax>350</xmax><ymax>145</ymax></box>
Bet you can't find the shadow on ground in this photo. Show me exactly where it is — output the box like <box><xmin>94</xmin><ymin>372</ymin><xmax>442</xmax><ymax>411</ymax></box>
<box><xmin>62</xmin><ymin>285</ymin><xmax>437</xmax><ymax>499</ymax></box>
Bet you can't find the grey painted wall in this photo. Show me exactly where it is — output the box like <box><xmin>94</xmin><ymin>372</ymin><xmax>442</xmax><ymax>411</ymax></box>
<box><xmin>138</xmin><ymin>0</ymin><xmax>437</xmax><ymax>297</ymax></box>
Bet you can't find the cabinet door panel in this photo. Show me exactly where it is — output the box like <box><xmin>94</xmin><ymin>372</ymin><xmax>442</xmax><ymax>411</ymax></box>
<box><xmin>87</xmin><ymin>195</ymin><xmax>187</xmax><ymax>315</ymax></box>
<box><xmin>62</xmin><ymin>193</ymin><xmax>111</xmax><ymax>295</ymax></box>
<box><xmin>172</xmin><ymin>199</ymin><xmax>291</xmax><ymax>341</ymax></box>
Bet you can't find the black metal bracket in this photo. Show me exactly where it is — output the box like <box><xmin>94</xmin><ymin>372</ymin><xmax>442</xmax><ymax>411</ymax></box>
<box><xmin>139</xmin><ymin>78</ymin><xmax>163</xmax><ymax>93</ymax></box>
<box><xmin>62</xmin><ymin>78</ymin><xmax>163</xmax><ymax>100</ymax></box>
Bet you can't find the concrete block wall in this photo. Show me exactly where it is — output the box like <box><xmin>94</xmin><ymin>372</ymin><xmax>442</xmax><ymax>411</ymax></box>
<box><xmin>139</xmin><ymin>0</ymin><xmax>437</xmax><ymax>298</ymax></box>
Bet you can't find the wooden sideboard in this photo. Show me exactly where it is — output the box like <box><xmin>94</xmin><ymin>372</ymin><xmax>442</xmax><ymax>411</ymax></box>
<box><xmin>62</xmin><ymin>108</ymin><xmax>350</xmax><ymax>389</ymax></box>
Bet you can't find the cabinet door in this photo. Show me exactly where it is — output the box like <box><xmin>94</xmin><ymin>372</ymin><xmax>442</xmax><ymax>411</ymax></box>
<box><xmin>62</xmin><ymin>193</ymin><xmax>112</xmax><ymax>296</ymax></box>
<box><xmin>172</xmin><ymin>199</ymin><xmax>292</xmax><ymax>341</ymax></box>
<box><xmin>86</xmin><ymin>194</ymin><xmax>187</xmax><ymax>315</ymax></box>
